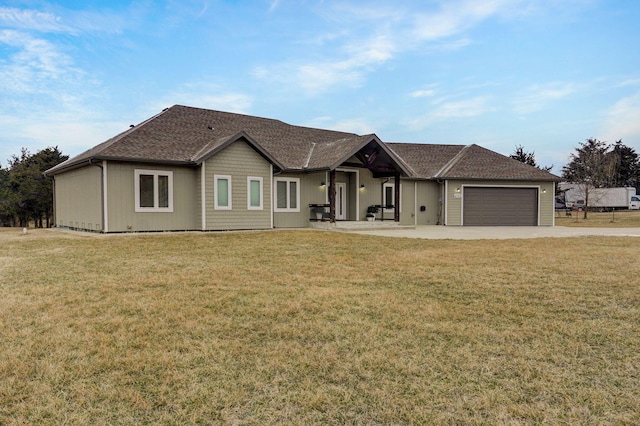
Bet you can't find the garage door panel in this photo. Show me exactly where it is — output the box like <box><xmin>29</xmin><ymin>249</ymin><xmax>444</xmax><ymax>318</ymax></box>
<box><xmin>463</xmin><ymin>187</ymin><xmax>538</xmax><ymax>226</ymax></box>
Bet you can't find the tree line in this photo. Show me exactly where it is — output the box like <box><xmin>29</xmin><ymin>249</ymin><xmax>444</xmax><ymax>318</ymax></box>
<box><xmin>511</xmin><ymin>139</ymin><xmax>640</xmax><ymax>190</ymax></box>
<box><xmin>0</xmin><ymin>147</ymin><xmax>68</xmax><ymax>228</ymax></box>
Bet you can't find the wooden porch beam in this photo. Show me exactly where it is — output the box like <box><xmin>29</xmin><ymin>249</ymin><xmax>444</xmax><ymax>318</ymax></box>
<box><xmin>394</xmin><ymin>170</ymin><xmax>400</xmax><ymax>222</ymax></box>
<box><xmin>329</xmin><ymin>169</ymin><xmax>337</xmax><ymax>223</ymax></box>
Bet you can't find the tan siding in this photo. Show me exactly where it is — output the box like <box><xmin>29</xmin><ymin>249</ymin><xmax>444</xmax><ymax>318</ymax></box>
<box><xmin>399</xmin><ymin>180</ymin><xmax>415</xmax><ymax>225</ymax></box>
<box><xmin>205</xmin><ymin>141</ymin><xmax>272</xmax><ymax>230</ymax></box>
<box><xmin>54</xmin><ymin>166</ymin><xmax>102</xmax><ymax>231</ymax></box>
<box><xmin>274</xmin><ymin>172</ymin><xmax>326</xmax><ymax>228</ymax></box>
<box><xmin>106</xmin><ymin>162</ymin><xmax>198</xmax><ymax>232</ymax></box>
<box><xmin>415</xmin><ymin>181</ymin><xmax>442</xmax><ymax>225</ymax></box>
<box><xmin>445</xmin><ymin>180</ymin><xmax>555</xmax><ymax>226</ymax></box>
<box><xmin>357</xmin><ymin>171</ymin><xmax>381</xmax><ymax>220</ymax></box>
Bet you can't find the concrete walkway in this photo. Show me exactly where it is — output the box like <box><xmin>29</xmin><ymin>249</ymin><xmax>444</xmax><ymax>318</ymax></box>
<box><xmin>348</xmin><ymin>226</ymin><xmax>640</xmax><ymax>240</ymax></box>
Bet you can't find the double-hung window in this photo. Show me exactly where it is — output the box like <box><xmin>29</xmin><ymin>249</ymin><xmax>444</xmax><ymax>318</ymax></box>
<box><xmin>135</xmin><ymin>169</ymin><xmax>173</xmax><ymax>212</ymax></box>
<box><xmin>214</xmin><ymin>175</ymin><xmax>232</xmax><ymax>210</ymax></box>
<box><xmin>274</xmin><ymin>177</ymin><xmax>300</xmax><ymax>212</ymax></box>
<box><xmin>247</xmin><ymin>177</ymin><xmax>263</xmax><ymax>210</ymax></box>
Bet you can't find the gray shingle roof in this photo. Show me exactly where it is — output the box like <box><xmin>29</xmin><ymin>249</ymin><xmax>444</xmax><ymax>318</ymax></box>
<box><xmin>47</xmin><ymin>105</ymin><xmax>360</xmax><ymax>174</ymax></box>
<box><xmin>46</xmin><ymin>105</ymin><xmax>561</xmax><ymax>182</ymax></box>
<box><xmin>388</xmin><ymin>143</ymin><xmax>560</xmax><ymax>181</ymax></box>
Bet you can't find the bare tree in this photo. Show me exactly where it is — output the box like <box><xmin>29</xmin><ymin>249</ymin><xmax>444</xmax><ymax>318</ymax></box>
<box><xmin>562</xmin><ymin>139</ymin><xmax>616</xmax><ymax>219</ymax></box>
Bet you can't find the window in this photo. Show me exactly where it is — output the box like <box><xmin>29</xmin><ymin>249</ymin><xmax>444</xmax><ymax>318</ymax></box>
<box><xmin>135</xmin><ymin>169</ymin><xmax>173</xmax><ymax>212</ymax></box>
<box><xmin>247</xmin><ymin>177</ymin><xmax>263</xmax><ymax>210</ymax></box>
<box><xmin>215</xmin><ymin>175</ymin><xmax>232</xmax><ymax>210</ymax></box>
<box><xmin>274</xmin><ymin>177</ymin><xmax>300</xmax><ymax>212</ymax></box>
<box><xmin>383</xmin><ymin>182</ymin><xmax>402</xmax><ymax>212</ymax></box>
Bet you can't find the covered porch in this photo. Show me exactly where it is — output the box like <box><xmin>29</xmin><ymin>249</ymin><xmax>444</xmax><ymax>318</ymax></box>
<box><xmin>310</xmin><ymin>136</ymin><xmax>411</xmax><ymax>224</ymax></box>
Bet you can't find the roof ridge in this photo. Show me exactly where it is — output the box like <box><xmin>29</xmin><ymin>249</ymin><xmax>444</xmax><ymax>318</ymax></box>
<box><xmin>434</xmin><ymin>144</ymin><xmax>472</xmax><ymax>178</ymax></box>
<box><xmin>303</xmin><ymin>142</ymin><xmax>316</xmax><ymax>169</ymax></box>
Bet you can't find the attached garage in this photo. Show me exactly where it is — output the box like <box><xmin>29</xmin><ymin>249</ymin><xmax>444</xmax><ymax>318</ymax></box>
<box><xmin>463</xmin><ymin>187</ymin><xmax>539</xmax><ymax>226</ymax></box>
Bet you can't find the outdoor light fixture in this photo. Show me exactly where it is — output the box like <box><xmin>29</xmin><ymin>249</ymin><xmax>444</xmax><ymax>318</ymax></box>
<box><xmin>360</xmin><ymin>184</ymin><xmax>365</xmax><ymax>189</ymax></box>
<box><xmin>456</xmin><ymin>187</ymin><xmax>461</xmax><ymax>193</ymax></box>
<box><xmin>320</xmin><ymin>181</ymin><xmax>325</xmax><ymax>187</ymax></box>
<box><xmin>542</xmin><ymin>188</ymin><xmax>547</xmax><ymax>193</ymax></box>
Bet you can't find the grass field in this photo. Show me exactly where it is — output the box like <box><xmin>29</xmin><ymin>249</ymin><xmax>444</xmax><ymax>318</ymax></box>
<box><xmin>556</xmin><ymin>209</ymin><xmax>640</xmax><ymax>227</ymax></box>
<box><xmin>1</xmin><ymin>228</ymin><xmax>639</xmax><ymax>424</ymax></box>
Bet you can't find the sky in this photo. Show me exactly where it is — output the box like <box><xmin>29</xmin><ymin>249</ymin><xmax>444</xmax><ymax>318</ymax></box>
<box><xmin>1</xmin><ymin>0</ymin><xmax>639</xmax><ymax>174</ymax></box>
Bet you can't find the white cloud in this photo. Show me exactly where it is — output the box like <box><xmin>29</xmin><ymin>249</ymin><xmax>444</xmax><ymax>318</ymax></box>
<box><xmin>0</xmin><ymin>7</ymin><xmax>74</xmax><ymax>33</ymax></box>
<box><xmin>305</xmin><ymin>116</ymin><xmax>376</xmax><ymax>135</ymax></box>
<box><xmin>513</xmin><ymin>82</ymin><xmax>575</xmax><ymax>114</ymax></box>
<box><xmin>602</xmin><ymin>92</ymin><xmax>640</xmax><ymax>146</ymax></box>
<box><xmin>409</xmin><ymin>96</ymin><xmax>493</xmax><ymax>130</ymax></box>
<box><xmin>254</xmin><ymin>32</ymin><xmax>397</xmax><ymax>96</ymax></box>
<box><xmin>433</xmin><ymin>96</ymin><xmax>492</xmax><ymax>118</ymax></box>
<box><xmin>146</xmin><ymin>82</ymin><xmax>253</xmax><ymax>115</ymax></box>
<box><xmin>0</xmin><ymin>29</ymin><xmax>86</xmax><ymax>106</ymax></box>
<box><xmin>410</xmin><ymin>85</ymin><xmax>438</xmax><ymax>98</ymax></box>
<box><xmin>410</xmin><ymin>0</ymin><xmax>518</xmax><ymax>41</ymax></box>
<box><xmin>254</xmin><ymin>0</ymin><xmax>530</xmax><ymax>96</ymax></box>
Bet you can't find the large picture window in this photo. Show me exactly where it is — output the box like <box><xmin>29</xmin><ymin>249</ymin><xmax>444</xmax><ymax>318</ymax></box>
<box><xmin>214</xmin><ymin>175</ymin><xmax>232</xmax><ymax>210</ymax></box>
<box><xmin>247</xmin><ymin>177</ymin><xmax>263</xmax><ymax>210</ymax></box>
<box><xmin>135</xmin><ymin>169</ymin><xmax>174</xmax><ymax>212</ymax></box>
<box><xmin>274</xmin><ymin>177</ymin><xmax>300</xmax><ymax>212</ymax></box>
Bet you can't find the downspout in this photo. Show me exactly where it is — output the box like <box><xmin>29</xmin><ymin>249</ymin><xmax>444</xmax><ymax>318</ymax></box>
<box><xmin>270</xmin><ymin>164</ymin><xmax>274</xmax><ymax>229</ymax></box>
<box><xmin>89</xmin><ymin>159</ymin><xmax>107</xmax><ymax>233</ymax></box>
<box><xmin>414</xmin><ymin>180</ymin><xmax>417</xmax><ymax>227</ymax></box>
<box><xmin>201</xmin><ymin>162</ymin><xmax>207</xmax><ymax>231</ymax></box>
<box><xmin>437</xmin><ymin>179</ymin><xmax>447</xmax><ymax>226</ymax></box>
<box><xmin>51</xmin><ymin>175</ymin><xmax>56</xmax><ymax>228</ymax></box>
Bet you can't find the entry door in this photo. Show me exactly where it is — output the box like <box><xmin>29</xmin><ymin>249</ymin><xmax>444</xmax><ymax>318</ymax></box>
<box><xmin>336</xmin><ymin>183</ymin><xmax>347</xmax><ymax>220</ymax></box>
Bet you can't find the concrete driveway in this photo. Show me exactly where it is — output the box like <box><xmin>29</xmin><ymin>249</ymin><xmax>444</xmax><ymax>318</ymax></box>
<box><xmin>350</xmin><ymin>226</ymin><xmax>640</xmax><ymax>240</ymax></box>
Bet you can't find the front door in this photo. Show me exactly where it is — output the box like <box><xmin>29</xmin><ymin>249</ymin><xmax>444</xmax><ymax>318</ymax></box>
<box><xmin>336</xmin><ymin>183</ymin><xmax>347</xmax><ymax>220</ymax></box>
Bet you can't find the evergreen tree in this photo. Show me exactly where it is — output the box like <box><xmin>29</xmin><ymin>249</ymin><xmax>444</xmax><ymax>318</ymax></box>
<box><xmin>510</xmin><ymin>145</ymin><xmax>553</xmax><ymax>171</ymax></box>
<box><xmin>5</xmin><ymin>147</ymin><xmax>68</xmax><ymax>228</ymax></box>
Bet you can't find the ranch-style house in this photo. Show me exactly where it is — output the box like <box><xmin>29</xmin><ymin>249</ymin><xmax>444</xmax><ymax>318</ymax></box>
<box><xmin>45</xmin><ymin>105</ymin><xmax>560</xmax><ymax>232</ymax></box>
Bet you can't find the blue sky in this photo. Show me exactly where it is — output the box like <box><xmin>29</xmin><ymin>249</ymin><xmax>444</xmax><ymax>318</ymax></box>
<box><xmin>1</xmin><ymin>0</ymin><xmax>639</xmax><ymax>173</ymax></box>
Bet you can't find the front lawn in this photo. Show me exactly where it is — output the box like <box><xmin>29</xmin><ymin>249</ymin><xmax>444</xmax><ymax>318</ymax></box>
<box><xmin>1</xmin><ymin>229</ymin><xmax>639</xmax><ymax>424</ymax></box>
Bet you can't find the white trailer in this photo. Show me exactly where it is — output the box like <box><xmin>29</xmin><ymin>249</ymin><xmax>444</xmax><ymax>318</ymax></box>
<box><xmin>559</xmin><ymin>183</ymin><xmax>639</xmax><ymax>210</ymax></box>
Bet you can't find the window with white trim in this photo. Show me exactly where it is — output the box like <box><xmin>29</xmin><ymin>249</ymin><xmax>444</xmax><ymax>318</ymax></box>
<box><xmin>274</xmin><ymin>177</ymin><xmax>300</xmax><ymax>212</ymax></box>
<box><xmin>214</xmin><ymin>175</ymin><xmax>232</xmax><ymax>210</ymax></box>
<box><xmin>247</xmin><ymin>177</ymin><xmax>263</xmax><ymax>210</ymax></box>
<box><xmin>383</xmin><ymin>182</ymin><xmax>402</xmax><ymax>212</ymax></box>
<box><xmin>135</xmin><ymin>169</ymin><xmax>173</xmax><ymax>212</ymax></box>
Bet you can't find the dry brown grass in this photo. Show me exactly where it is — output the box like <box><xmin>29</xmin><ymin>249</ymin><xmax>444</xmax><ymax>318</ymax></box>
<box><xmin>1</xmin><ymin>227</ymin><xmax>639</xmax><ymax>424</ymax></box>
<box><xmin>556</xmin><ymin>209</ymin><xmax>640</xmax><ymax>227</ymax></box>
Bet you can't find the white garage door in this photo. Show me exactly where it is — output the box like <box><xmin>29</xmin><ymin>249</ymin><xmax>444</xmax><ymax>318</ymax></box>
<box><xmin>463</xmin><ymin>187</ymin><xmax>538</xmax><ymax>226</ymax></box>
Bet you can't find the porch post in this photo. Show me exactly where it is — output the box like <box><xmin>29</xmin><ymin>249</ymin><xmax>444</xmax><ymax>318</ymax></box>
<box><xmin>394</xmin><ymin>170</ymin><xmax>400</xmax><ymax>222</ymax></box>
<box><xmin>329</xmin><ymin>169</ymin><xmax>336</xmax><ymax>223</ymax></box>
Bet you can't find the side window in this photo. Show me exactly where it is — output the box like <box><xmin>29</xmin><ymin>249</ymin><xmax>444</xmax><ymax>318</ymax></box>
<box><xmin>383</xmin><ymin>182</ymin><xmax>402</xmax><ymax>212</ymax></box>
<box><xmin>247</xmin><ymin>177</ymin><xmax>263</xmax><ymax>210</ymax></box>
<box><xmin>274</xmin><ymin>178</ymin><xmax>300</xmax><ymax>212</ymax></box>
<box><xmin>135</xmin><ymin>169</ymin><xmax>173</xmax><ymax>212</ymax></box>
<box><xmin>214</xmin><ymin>175</ymin><xmax>232</xmax><ymax>210</ymax></box>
